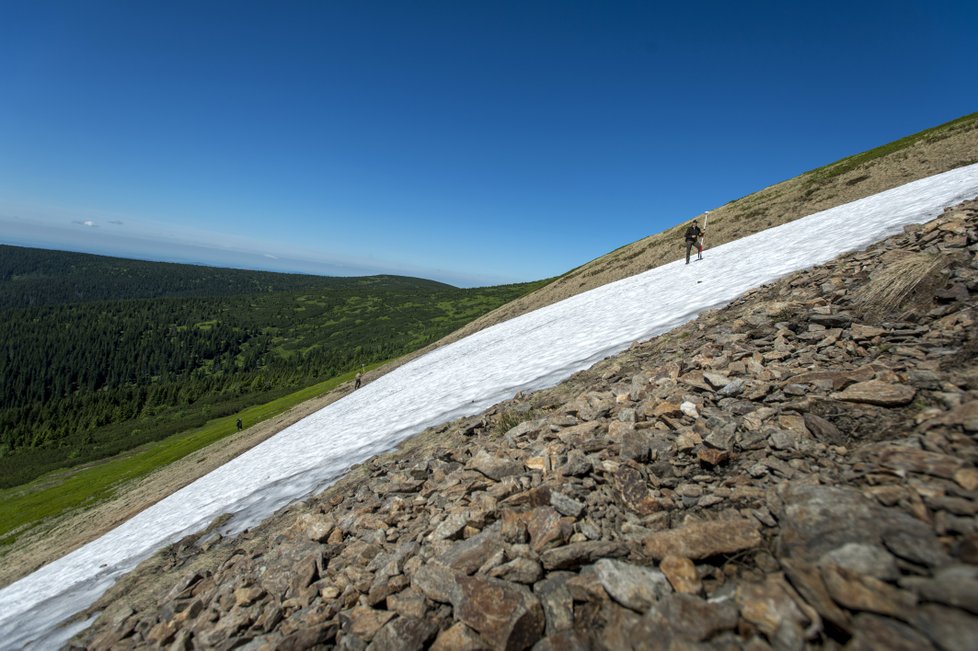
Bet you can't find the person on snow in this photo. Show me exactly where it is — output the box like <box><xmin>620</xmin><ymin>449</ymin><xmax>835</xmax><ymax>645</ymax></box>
<box><xmin>354</xmin><ymin>371</ymin><xmax>362</xmax><ymax>390</ymax></box>
<box><xmin>684</xmin><ymin>219</ymin><xmax>704</xmax><ymax>264</ymax></box>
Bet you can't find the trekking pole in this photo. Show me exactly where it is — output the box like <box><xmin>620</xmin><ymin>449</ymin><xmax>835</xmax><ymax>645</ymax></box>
<box><xmin>700</xmin><ymin>210</ymin><xmax>710</xmax><ymax>256</ymax></box>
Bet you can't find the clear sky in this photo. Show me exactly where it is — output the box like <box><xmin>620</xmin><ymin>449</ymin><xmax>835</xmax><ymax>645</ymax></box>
<box><xmin>1</xmin><ymin>1</ymin><xmax>975</xmax><ymax>287</ymax></box>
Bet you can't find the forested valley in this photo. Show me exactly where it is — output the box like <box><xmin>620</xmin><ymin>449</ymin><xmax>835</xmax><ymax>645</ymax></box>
<box><xmin>0</xmin><ymin>245</ymin><xmax>548</xmax><ymax>487</ymax></box>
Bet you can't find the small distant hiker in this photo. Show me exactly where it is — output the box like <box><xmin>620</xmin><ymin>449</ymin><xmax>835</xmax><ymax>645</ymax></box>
<box><xmin>354</xmin><ymin>371</ymin><xmax>362</xmax><ymax>390</ymax></box>
<box><xmin>684</xmin><ymin>219</ymin><xmax>704</xmax><ymax>264</ymax></box>
<box><xmin>236</xmin><ymin>417</ymin><xmax>243</xmax><ymax>432</ymax></box>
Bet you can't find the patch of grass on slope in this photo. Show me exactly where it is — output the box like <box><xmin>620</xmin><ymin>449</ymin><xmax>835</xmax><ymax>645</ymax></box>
<box><xmin>0</xmin><ymin>365</ymin><xmax>376</xmax><ymax>546</ymax></box>
<box><xmin>807</xmin><ymin>111</ymin><xmax>978</xmax><ymax>182</ymax></box>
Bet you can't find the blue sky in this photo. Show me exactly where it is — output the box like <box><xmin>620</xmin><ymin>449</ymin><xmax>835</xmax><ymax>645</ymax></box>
<box><xmin>1</xmin><ymin>1</ymin><xmax>975</xmax><ymax>286</ymax></box>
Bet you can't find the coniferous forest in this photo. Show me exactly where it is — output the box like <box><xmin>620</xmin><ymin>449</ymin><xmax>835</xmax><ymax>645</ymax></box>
<box><xmin>0</xmin><ymin>245</ymin><xmax>548</xmax><ymax>487</ymax></box>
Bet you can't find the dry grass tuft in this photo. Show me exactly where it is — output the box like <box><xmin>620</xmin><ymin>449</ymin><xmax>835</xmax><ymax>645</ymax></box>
<box><xmin>852</xmin><ymin>251</ymin><xmax>948</xmax><ymax>321</ymax></box>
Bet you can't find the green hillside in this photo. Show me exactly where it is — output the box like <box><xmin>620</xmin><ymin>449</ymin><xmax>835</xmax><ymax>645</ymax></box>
<box><xmin>0</xmin><ymin>246</ymin><xmax>549</xmax><ymax>487</ymax></box>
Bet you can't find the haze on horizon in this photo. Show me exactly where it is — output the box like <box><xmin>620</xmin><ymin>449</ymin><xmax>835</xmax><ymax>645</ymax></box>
<box><xmin>1</xmin><ymin>1</ymin><xmax>976</xmax><ymax>287</ymax></box>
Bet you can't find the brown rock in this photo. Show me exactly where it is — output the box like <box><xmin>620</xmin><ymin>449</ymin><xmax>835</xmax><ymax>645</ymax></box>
<box><xmin>590</xmin><ymin>558</ymin><xmax>672</xmax><ymax>611</ymax></box>
<box><xmin>803</xmin><ymin>412</ymin><xmax>845</xmax><ymax>445</ymax></box>
<box><xmin>851</xmin><ymin>324</ymin><xmax>887</xmax><ymax>339</ymax></box>
<box><xmin>877</xmin><ymin>447</ymin><xmax>965</xmax><ymax>480</ymax></box>
<box><xmin>831</xmin><ymin>380</ymin><xmax>916</xmax><ymax>406</ymax></box>
<box><xmin>431</xmin><ymin>622</ymin><xmax>489</xmax><ymax>651</ymax></box>
<box><xmin>233</xmin><ymin>586</ymin><xmax>266</xmax><ymax>607</ymax></box>
<box><xmin>735</xmin><ymin>574</ymin><xmax>809</xmax><ymax>643</ymax></box>
<box><xmin>375</xmin><ymin>473</ymin><xmax>425</xmax><ymax>495</ymax></box>
<box><xmin>618</xmin><ymin>428</ymin><xmax>654</xmax><ymax>461</ymax></box>
<box><xmin>387</xmin><ymin>587</ymin><xmax>428</xmax><ymax>619</ymax></box>
<box><xmin>947</xmin><ymin>400</ymin><xmax>978</xmax><ymax>432</ymax></box>
<box><xmin>702</xmin><ymin>371</ymin><xmax>732</xmax><ymax>389</ymax></box>
<box><xmin>591</xmin><ymin>602</ymin><xmax>644</xmax><ymax>649</ymax></box>
<box><xmin>327</xmin><ymin>527</ymin><xmax>345</xmax><ymax>544</ymax></box>
<box><xmin>697</xmin><ymin>446</ymin><xmax>730</xmax><ymax>467</ymax></box>
<box><xmin>146</xmin><ymin>620</ymin><xmax>178</xmax><ymax>646</ymax></box>
<box><xmin>439</xmin><ymin>525</ymin><xmax>505</xmax><ymax>574</ymax></box>
<box><xmin>846</xmin><ymin>613</ymin><xmax>935</xmax><ymax>651</ymax></box>
<box><xmin>675</xmin><ymin>432</ymin><xmax>699</xmax><ymax>452</ymax></box>
<box><xmin>197</xmin><ymin>608</ymin><xmax>254</xmax><ymax>647</ymax></box>
<box><xmin>367</xmin><ymin>616</ymin><xmax>438</xmax><ymax>651</ymax></box>
<box><xmin>556</xmin><ymin>421</ymin><xmax>605</xmax><ymax>452</ymax></box>
<box><xmin>489</xmin><ymin>558</ymin><xmax>544</xmax><ymax>585</ymax></box>
<box><xmin>909</xmin><ymin>603</ymin><xmax>978</xmax><ymax>651</ymax></box>
<box><xmin>679</xmin><ymin>371</ymin><xmax>713</xmax><ymax>392</ymax></box>
<box><xmin>296</xmin><ymin>513</ymin><xmax>335</xmax><ymax>542</ymax></box>
<box><xmin>290</xmin><ymin>552</ymin><xmax>320</xmax><ymax>596</ymax></box>
<box><xmin>881</xmin><ymin>527</ymin><xmax>952</xmax><ymax>568</ymax></box>
<box><xmin>279</xmin><ymin>624</ymin><xmax>338</xmax><ymax>649</ymax></box>
<box><xmin>955</xmin><ymin>467</ymin><xmax>978</xmax><ymax>491</ymax></box>
<box><xmin>501</xmin><ymin>485</ymin><xmax>552</xmax><ymax>509</ymax></box>
<box><xmin>549</xmin><ymin>491</ymin><xmax>584</xmax><ymax>518</ymax></box>
<box><xmin>471</xmin><ymin>450</ymin><xmax>523</xmax><ymax>481</ymax></box>
<box><xmin>784</xmin><ymin>369</ymin><xmax>862</xmax><ymax>391</ymax></box>
<box><xmin>452</xmin><ymin>575</ymin><xmax>545</xmax><ymax>651</ymax></box>
<box><xmin>781</xmin><ymin>559</ymin><xmax>851</xmax><ymax>631</ymax></box>
<box><xmin>911</xmin><ymin>576</ymin><xmax>977</xmax><ymax>617</ymax></box>
<box><xmin>820</xmin><ymin>565</ymin><xmax>916</xmax><ymax>618</ymax></box>
<box><xmin>500</xmin><ymin>509</ymin><xmax>528</xmax><ymax>544</ymax></box>
<box><xmin>647</xmin><ymin>401</ymin><xmax>683</xmax><ymax>418</ymax></box>
<box><xmin>340</xmin><ymin>606</ymin><xmax>396</xmax><ymax>641</ymax></box>
<box><xmin>430</xmin><ymin>510</ymin><xmax>470</xmax><ymax>541</ymax></box>
<box><xmin>819</xmin><ymin>542</ymin><xmax>899</xmax><ymax>581</ymax></box>
<box><xmin>659</xmin><ymin>555</ymin><xmax>701</xmax><ymax>594</ymax></box>
<box><xmin>533</xmin><ymin>572</ymin><xmax>575</xmax><ymax>635</ymax></box>
<box><xmin>558</xmin><ymin>450</ymin><xmax>593</xmax><ymax>477</ymax></box>
<box><xmin>955</xmin><ymin>533</ymin><xmax>978</xmax><ymax>564</ymax></box>
<box><xmin>526</xmin><ymin>507</ymin><xmax>573</xmax><ymax>552</ymax></box>
<box><xmin>642</xmin><ymin>519</ymin><xmax>762</xmax><ymax>561</ymax></box>
<box><xmin>173</xmin><ymin>598</ymin><xmax>205</xmax><ymax>625</ymax></box>
<box><xmin>613</xmin><ymin>465</ymin><xmax>662</xmax><ymax>515</ymax></box>
<box><xmin>568</xmin><ymin>392</ymin><xmax>614</xmax><ymax>421</ymax></box>
<box><xmin>778</xmin><ymin>483</ymin><xmax>949</xmax><ymax>566</ymax></box>
<box><xmin>530</xmin><ymin>630</ymin><xmax>590</xmax><ymax>651</ymax></box>
<box><xmin>652</xmin><ymin>361</ymin><xmax>682</xmax><ymax>381</ymax></box>
<box><xmin>412</xmin><ymin>561</ymin><xmax>459</xmax><ymax>604</ymax></box>
<box><xmin>641</xmin><ymin>593</ymin><xmax>740</xmax><ymax>642</ymax></box>
<box><xmin>524</xmin><ymin>457</ymin><xmax>548</xmax><ymax>473</ymax></box>
<box><xmin>541</xmin><ymin>541</ymin><xmax>625</xmax><ymax>570</ymax></box>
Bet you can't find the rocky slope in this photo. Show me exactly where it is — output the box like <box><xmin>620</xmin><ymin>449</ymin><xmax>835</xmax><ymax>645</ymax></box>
<box><xmin>72</xmin><ymin>200</ymin><xmax>978</xmax><ymax>649</ymax></box>
<box><xmin>6</xmin><ymin>115</ymin><xmax>976</xmax><ymax>594</ymax></box>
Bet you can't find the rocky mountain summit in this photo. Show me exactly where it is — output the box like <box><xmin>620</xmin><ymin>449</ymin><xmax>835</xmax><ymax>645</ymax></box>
<box><xmin>75</xmin><ymin>200</ymin><xmax>978</xmax><ymax>650</ymax></box>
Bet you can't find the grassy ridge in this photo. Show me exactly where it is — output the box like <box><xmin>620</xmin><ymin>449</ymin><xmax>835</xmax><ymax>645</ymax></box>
<box><xmin>0</xmin><ymin>364</ymin><xmax>378</xmax><ymax>545</ymax></box>
<box><xmin>806</xmin><ymin>111</ymin><xmax>978</xmax><ymax>183</ymax></box>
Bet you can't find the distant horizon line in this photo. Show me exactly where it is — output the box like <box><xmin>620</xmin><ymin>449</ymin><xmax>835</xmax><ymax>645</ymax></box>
<box><xmin>0</xmin><ymin>237</ymin><xmax>537</xmax><ymax>289</ymax></box>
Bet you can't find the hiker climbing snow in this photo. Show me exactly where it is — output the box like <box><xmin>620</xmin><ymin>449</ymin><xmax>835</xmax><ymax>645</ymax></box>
<box><xmin>684</xmin><ymin>219</ymin><xmax>704</xmax><ymax>264</ymax></box>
